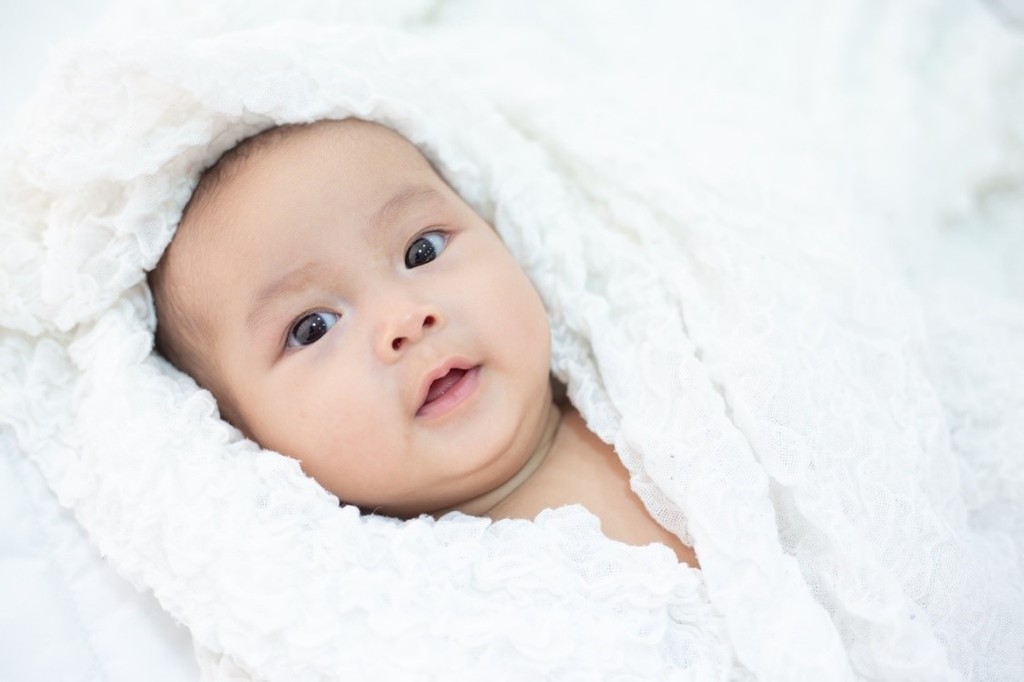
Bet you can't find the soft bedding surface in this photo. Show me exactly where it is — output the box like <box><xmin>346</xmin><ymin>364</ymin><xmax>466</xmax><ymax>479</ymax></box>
<box><xmin>1</xmin><ymin>1</ymin><xmax>1023</xmax><ymax>679</ymax></box>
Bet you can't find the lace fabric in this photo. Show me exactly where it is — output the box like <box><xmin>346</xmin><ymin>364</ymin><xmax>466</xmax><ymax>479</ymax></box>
<box><xmin>1</xmin><ymin>2</ymin><xmax>1022</xmax><ymax>679</ymax></box>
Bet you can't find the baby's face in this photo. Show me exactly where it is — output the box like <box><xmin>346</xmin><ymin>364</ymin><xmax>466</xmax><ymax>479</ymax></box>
<box><xmin>161</xmin><ymin>120</ymin><xmax>553</xmax><ymax>517</ymax></box>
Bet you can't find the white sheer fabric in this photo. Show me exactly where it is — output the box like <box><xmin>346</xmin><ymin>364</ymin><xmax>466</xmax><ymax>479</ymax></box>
<box><xmin>1</xmin><ymin>2</ymin><xmax>1021</xmax><ymax>679</ymax></box>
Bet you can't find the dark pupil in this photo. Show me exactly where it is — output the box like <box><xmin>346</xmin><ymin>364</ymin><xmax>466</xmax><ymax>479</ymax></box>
<box><xmin>294</xmin><ymin>314</ymin><xmax>328</xmax><ymax>345</ymax></box>
<box><xmin>406</xmin><ymin>238</ymin><xmax>436</xmax><ymax>268</ymax></box>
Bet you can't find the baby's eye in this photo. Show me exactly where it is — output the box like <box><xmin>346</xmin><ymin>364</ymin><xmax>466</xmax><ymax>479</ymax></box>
<box><xmin>404</xmin><ymin>232</ymin><xmax>447</xmax><ymax>268</ymax></box>
<box><xmin>287</xmin><ymin>311</ymin><xmax>340</xmax><ymax>348</ymax></box>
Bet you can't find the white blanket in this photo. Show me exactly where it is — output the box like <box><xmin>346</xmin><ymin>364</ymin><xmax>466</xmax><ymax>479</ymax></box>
<box><xmin>2</xmin><ymin>2</ymin><xmax>1022</xmax><ymax>679</ymax></box>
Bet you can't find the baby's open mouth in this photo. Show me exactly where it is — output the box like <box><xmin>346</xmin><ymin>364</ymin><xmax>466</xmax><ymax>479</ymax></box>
<box><xmin>416</xmin><ymin>365</ymin><xmax>481</xmax><ymax>418</ymax></box>
<box><xmin>423</xmin><ymin>368</ymin><xmax>467</xmax><ymax>404</ymax></box>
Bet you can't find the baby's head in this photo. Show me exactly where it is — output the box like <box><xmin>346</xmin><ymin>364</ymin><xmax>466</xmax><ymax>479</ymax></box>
<box><xmin>150</xmin><ymin>119</ymin><xmax>554</xmax><ymax>517</ymax></box>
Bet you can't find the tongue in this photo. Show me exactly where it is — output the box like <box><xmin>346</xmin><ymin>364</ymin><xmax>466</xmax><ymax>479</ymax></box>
<box><xmin>425</xmin><ymin>368</ymin><xmax>467</xmax><ymax>404</ymax></box>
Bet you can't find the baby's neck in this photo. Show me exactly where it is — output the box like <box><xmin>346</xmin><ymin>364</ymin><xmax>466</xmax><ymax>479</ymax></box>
<box><xmin>479</xmin><ymin>404</ymin><xmax>602</xmax><ymax>522</ymax></box>
<box><xmin>457</xmin><ymin>403</ymin><xmax>700</xmax><ymax>568</ymax></box>
<box><xmin>431</xmin><ymin>402</ymin><xmax>562</xmax><ymax>518</ymax></box>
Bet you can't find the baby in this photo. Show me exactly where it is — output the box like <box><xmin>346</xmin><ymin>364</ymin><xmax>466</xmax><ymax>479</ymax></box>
<box><xmin>150</xmin><ymin>119</ymin><xmax>697</xmax><ymax>568</ymax></box>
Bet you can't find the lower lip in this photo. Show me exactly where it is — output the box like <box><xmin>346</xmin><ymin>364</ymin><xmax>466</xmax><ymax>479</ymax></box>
<box><xmin>416</xmin><ymin>366</ymin><xmax>481</xmax><ymax>419</ymax></box>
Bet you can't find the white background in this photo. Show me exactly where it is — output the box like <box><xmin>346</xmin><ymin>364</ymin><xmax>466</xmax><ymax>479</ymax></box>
<box><xmin>1</xmin><ymin>1</ymin><xmax>104</xmax><ymax>132</ymax></box>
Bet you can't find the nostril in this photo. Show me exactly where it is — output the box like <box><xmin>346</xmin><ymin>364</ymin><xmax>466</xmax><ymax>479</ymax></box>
<box><xmin>424</xmin><ymin>315</ymin><xmax>436</xmax><ymax>328</ymax></box>
<box><xmin>392</xmin><ymin>338</ymin><xmax>403</xmax><ymax>351</ymax></box>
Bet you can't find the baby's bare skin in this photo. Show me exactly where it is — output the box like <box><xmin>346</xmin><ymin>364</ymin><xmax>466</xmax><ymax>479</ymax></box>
<box><xmin>487</xmin><ymin>407</ymin><xmax>698</xmax><ymax>567</ymax></box>
<box><xmin>151</xmin><ymin>119</ymin><xmax>697</xmax><ymax>568</ymax></box>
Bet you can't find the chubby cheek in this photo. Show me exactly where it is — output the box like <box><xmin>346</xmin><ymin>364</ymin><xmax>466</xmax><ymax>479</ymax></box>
<box><xmin>480</xmin><ymin>257</ymin><xmax>551</xmax><ymax>374</ymax></box>
<box><xmin>283</xmin><ymin>400</ymin><xmax>404</xmax><ymax>502</ymax></box>
<box><xmin>244</xmin><ymin>365</ymin><xmax>397</xmax><ymax>496</ymax></box>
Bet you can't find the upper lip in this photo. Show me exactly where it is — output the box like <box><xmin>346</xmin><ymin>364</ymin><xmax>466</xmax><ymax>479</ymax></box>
<box><xmin>415</xmin><ymin>357</ymin><xmax>477</xmax><ymax>413</ymax></box>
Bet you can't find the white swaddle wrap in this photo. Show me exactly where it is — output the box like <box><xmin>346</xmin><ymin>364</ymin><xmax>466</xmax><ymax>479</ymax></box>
<box><xmin>2</xmin><ymin>2</ymin><xmax>1023</xmax><ymax>679</ymax></box>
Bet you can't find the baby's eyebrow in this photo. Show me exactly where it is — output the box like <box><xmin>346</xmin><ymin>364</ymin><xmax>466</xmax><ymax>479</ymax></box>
<box><xmin>370</xmin><ymin>185</ymin><xmax>443</xmax><ymax>234</ymax></box>
<box><xmin>246</xmin><ymin>262</ymin><xmax>328</xmax><ymax>334</ymax></box>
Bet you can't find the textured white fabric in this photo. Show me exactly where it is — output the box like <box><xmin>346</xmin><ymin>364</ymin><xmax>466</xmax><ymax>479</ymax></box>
<box><xmin>1</xmin><ymin>1</ymin><xmax>1022</xmax><ymax>679</ymax></box>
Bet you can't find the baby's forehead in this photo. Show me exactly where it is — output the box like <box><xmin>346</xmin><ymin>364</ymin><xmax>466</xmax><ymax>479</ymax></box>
<box><xmin>232</xmin><ymin>119</ymin><xmax>425</xmax><ymax>171</ymax></box>
<box><xmin>167</xmin><ymin>118</ymin><xmax>458</xmax><ymax>290</ymax></box>
<box><xmin>185</xmin><ymin>119</ymin><xmax>436</xmax><ymax>221</ymax></box>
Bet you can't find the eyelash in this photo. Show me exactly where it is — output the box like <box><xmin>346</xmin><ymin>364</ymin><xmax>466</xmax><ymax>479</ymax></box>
<box><xmin>404</xmin><ymin>230</ymin><xmax>448</xmax><ymax>269</ymax></box>
<box><xmin>286</xmin><ymin>310</ymin><xmax>339</xmax><ymax>348</ymax></box>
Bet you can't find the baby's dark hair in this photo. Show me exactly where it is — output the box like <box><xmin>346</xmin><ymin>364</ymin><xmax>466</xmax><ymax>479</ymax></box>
<box><xmin>182</xmin><ymin>124</ymin><xmax>300</xmax><ymax>224</ymax></box>
<box><xmin>148</xmin><ymin>123</ymin><xmax>303</xmax><ymax>422</ymax></box>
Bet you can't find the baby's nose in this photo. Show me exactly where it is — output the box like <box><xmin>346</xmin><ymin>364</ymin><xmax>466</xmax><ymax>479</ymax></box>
<box><xmin>390</xmin><ymin>312</ymin><xmax>437</xmax><ymax>351</ymax></box>
<box><xmin>377</xmin><ymin>304</ymin><xmax>444</xmax><ymax>360</ymax></box>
